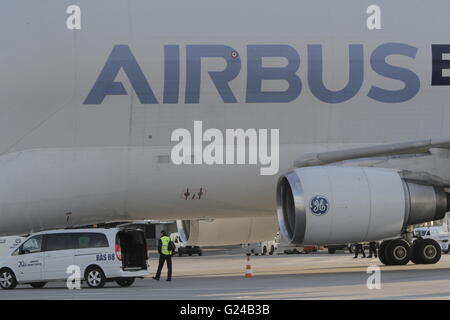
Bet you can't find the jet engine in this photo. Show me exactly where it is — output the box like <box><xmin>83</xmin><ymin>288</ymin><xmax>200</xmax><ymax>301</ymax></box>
<box><xmin>276</xmin><ymin>166</ymin><xmax>449</xmax><ymax>245</ymax></box>
<box><xmin>176</xmin><ymin>216</ymin><xmax>278</xmax><ymax>246</ymax></box>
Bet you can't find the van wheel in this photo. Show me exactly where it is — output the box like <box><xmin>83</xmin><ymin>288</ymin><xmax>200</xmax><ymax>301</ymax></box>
<box><xmin>0</xmin><ymin>268</ymin><xmax>17</xmax><ymax>290</ymax></box>
<box><xmin>30</xmin><ymin>282</ymin><xmax>47</xmax><ymax>289</ymax></box>
<box><xmin>85</xmin><ymin>266</ymin><xmax>106</xmax><ymax>288</ymax></box>
<box><xmin>116</xmin><ymin>278</ymin><xmax>135</xmax><ymax>287</ymax></box>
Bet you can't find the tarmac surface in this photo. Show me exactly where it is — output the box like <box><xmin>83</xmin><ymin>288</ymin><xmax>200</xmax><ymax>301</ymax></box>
<box><xmin>2</xmin><ymin>247</ymin><xmax>450</xmax><ymax>299</ymax></box>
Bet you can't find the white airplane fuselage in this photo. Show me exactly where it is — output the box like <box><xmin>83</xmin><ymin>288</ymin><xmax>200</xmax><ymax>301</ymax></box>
<box><xmin>0</xmin><ymin>0</ymin><xmax>450</xmax><ymax>235</ymax></box>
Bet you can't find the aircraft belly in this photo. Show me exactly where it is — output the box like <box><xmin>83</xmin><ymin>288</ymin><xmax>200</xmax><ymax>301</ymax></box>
<box><xmin>0</xmin><ymin>147</ymin><xmax>277</xmax><ymax>235</ymax></box>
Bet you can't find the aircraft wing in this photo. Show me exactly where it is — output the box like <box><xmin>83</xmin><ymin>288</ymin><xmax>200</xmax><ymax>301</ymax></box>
<box><xmin>294</xmin><ymin>137</ymin><xmax>450</xmax><ymax>167</ymax></box>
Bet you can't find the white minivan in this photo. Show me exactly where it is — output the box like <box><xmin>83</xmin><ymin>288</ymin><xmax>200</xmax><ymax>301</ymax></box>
<box><xmin>0</xmin><ymin>227</ymin><xmax>149</xmax><ymax>289</ymax></box>
<box><xmin>242</xmin><ymin>239</ymin><xmax>278</xmax><ymax>256</ymax></box>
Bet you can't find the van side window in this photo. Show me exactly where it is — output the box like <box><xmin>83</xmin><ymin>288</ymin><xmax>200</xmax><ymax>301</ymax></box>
<box><xmin>45</xmin><ymin>234</ymin><xmax>76</xmax><ymax>251</ymax></box>
<box><xmin>18</xmin><ymin>235</ymin><xmax>43</xmax><ymax>255</ymax></box>
<box><xmin>75</xmin><ymin>233</ymin><xmax>109</xmax><ymax>249</ymax></box>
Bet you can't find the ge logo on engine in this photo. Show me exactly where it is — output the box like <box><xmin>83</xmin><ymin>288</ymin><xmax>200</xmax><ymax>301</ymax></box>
<box><xmin>309</xmin><ymin>196</ymin><xmax>329</xmax><ymax>216</ymax></box>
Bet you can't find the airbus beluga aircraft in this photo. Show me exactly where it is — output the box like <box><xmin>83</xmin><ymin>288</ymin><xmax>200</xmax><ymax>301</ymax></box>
<box><xmin>1</xmin><ymin>0</ymin><xmax>450</xmax><ymax>266</ymax></box>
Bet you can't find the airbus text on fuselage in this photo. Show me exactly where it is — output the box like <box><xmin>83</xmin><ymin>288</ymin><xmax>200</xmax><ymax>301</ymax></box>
<box><xmin>84</xmin><ymin>43</ymin><xmax>450</xmax><ymax>105</ymax></box>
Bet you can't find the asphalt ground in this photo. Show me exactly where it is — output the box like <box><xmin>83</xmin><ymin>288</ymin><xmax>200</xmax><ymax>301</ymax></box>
<box><xmin>2</xmin><ymin>247</ymin><xmax>450</xmax><ymax>299</ymax></box>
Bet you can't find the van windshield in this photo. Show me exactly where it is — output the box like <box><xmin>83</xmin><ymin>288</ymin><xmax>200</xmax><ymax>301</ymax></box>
<box><xmin>20</xmin><ymin>235</ymin><xmax>43</xmax><ymax>254</ymax></box>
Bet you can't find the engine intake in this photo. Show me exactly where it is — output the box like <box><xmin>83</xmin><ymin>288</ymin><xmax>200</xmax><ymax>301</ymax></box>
<box><xmin>276</xmin><ymin>166</ymin><xmax>449</xmax><ymax>245</ymax></box>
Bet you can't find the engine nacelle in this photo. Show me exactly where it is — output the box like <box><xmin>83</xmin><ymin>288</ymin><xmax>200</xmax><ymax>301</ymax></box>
<box><xmin>276</xmin><ymin>166</ymin><xmax>449</xmax><ymax>245</ymax></box>
<box><xmin>176</xmin><ymin>216</ymin><xmax>278</xmax><ymax>246</ymax></box>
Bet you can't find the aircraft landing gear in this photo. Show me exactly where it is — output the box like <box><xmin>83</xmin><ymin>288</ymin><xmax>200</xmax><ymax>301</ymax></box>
<box><xmin>378</xmin><ymin>239</ymin><xmax>411</xmax><ymax>265</ymax></box>
<box><xmin>378</xmin><ymin>238</ymin><xmax>441</xmax><ymax>265</ymax></box>
<box><xmin>411</xmin><ymin>238</ymin><xmax>441</xmax><ymax>264</ymax></box>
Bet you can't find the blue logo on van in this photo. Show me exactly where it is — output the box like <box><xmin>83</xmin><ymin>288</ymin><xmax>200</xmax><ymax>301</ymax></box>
<box><xmin>309</xmin><ymin>196</ymin><xmax>329</xmax><ymax>216</ymax></box>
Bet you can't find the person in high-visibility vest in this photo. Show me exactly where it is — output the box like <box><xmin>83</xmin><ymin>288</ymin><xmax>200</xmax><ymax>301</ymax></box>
<box><xmin>153</xmin><ymin>230</ymin><xmax>174</xmax><ymax>281</ymax></box>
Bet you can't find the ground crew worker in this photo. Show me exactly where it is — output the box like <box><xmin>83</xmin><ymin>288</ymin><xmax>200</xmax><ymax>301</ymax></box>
<box><xmin>152</xmin><ymin>230</ymin><xmax>174</xmax><ymax>281</ymax></box>
<box><xmin>353</xmin><ymin>242</ymin><xmax>366</xmax><ymax>258</ymax></box>
<box><xmin>367</xmin><ymin>241</ymin><xmax>378</xmax><ymax>258</ymax></box>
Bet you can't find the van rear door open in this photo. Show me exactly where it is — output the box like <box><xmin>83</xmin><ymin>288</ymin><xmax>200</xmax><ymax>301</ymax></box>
<box><xmin>116</xmin><ymin>229</ymin><xmax>148</xmax><ymax>271</ymax></box>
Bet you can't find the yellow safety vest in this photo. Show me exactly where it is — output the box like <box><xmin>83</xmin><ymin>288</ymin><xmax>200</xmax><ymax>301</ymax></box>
<box><xmin>160</xmin><ymin>236</ymin><xmax>172</xmax><ymax>255</ymax></box>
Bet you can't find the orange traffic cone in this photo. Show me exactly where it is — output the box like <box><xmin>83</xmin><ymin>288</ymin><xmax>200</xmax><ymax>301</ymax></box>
<box><xmin>245</xmin><ymin>254</ymin><xmax>254</xmax><ymax>278</ymax></box>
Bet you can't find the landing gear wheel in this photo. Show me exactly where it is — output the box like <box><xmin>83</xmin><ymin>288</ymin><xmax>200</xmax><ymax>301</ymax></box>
<box><xmin>30</xmin><ymin>282</ymin><xmax>47</xmax><ymax>289</ymax></box>
<box><xmin>411</xmin><ymin>238</ymin><xmax>423</xmax><ymax>264</ymax></box>
<box><xmin>385</xmin><ymin>239</ymin><xmax>411</xmax><ymax>265</ymax></box>
<box><xmin>269</xmin><ymin>246</ymin><xmax>275</xmax><ymax>255</ymax></box>
<box><xmin>116</xmin><ymin>278</ymin><xmax>135</xmax><ymax>287</ymax></box>
<box><xmin>85</xmin><ymin>266</ymin><xmax>106</xmax><ymax>288</ymax></box>
<box><xmin>0</xmin><ymin>269</ymin><xmax>17</xmax><ymax>290</ymax></box>
<box><xmin>378</xmin><ymin>240</ymin><xmax>392</xmax><ymax>265</ymax></box>
<box><xmin>413</xmin><ymin>238</ymin><xmax>441</xmax><ymax>264</ymax></box>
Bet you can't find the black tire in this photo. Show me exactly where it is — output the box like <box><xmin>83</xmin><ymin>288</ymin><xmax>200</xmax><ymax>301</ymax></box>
<box><xmin>0</xmin><ymin>268</ymin><xmax>17</xmax><ymax>290</ymax></box>
<box><xmin>188</xmin><ymin>253</ymin><xmax>192</xmax><ymax>256</ymax></box>
<box><xmin>262</xmin><ymin>246</ymin><xmax>267</xmax><ymax>256</ymax></box>
<box><xmin>385</xmin><ymin>239</ymin><xmax>411</xmax><ymax>265</ymax></box>
<box><xmin>85</xmin><ymin>266</ymin><xmax>106</xmax><ymax>288</ymax></box>
<box><xmin>116</xmin><ymin>278</ymin><xmax>135</xmax><ymax>287</ymax></box>
<box><xmin>411</xmin><ymin>238</ymin><xmax>423</xmax><ymax>264</ymax></box>
<box><xmin>198</xmin><ymin>252</ymin><xmax>202</xmax><ymax>256</ymax></box>
<box><xmin>444</xmin><ymin>249</ymin><xmax>449</xmax><ymax>254</ymax></box>
<box><xmin>255</xmin><ymin>253</ymin><xmax>259</xmax><ymax>256</ymax></box>
<box><xmin>378</xmin><ymin>240</ymin><xmax>393</xmax><ymax>265</ymax></box>
<box><xmin>328</xmin><ymin>248</ymin><xmax>336</xmax><ymax>254</ymax></box>
<box><xmin>30</xmin><ymin>282</ymin><xmax>47</xmax><ymax>289</ymax></box>
<box><xmin>415</xmin><ymin>238</ymin><xmax>441</xmax><ymax>264</ymax></box>
<box><xmin>269</xmin><ymin>246</ymin><xmax>275</xmax><ymax>255</ymax></box>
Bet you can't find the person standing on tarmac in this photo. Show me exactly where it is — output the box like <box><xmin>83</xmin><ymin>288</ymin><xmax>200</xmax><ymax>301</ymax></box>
<box><xmin>353</xmin><ymin>242</ymin><xmax>366</xmax><ymax>258</ymax></box>
<box><xmin>152</xmin><ymin>230</ymin><xmax>175</xmax><ymax>281</ymax></box>
<box><xmin>367</xmin><ymin>241</ymin><xmax>379</xmax><ymax>258</ymax></box>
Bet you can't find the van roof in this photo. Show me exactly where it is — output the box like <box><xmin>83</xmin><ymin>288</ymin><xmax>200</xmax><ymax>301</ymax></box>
<box><xmin>31</xmin><ymin>228</ymin><xmax>118</xmax><ymax>236</ymax></box>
